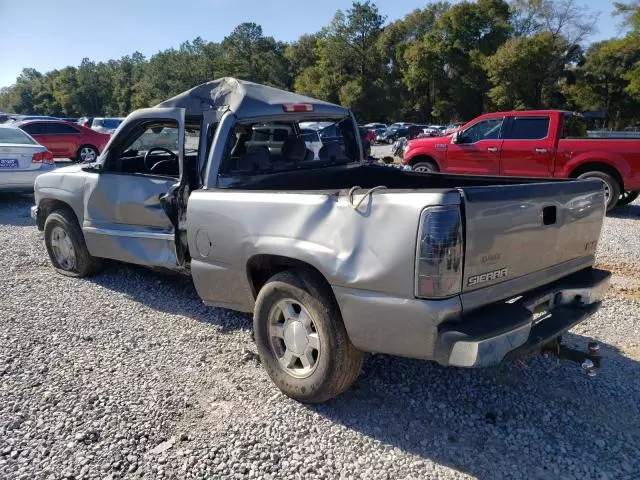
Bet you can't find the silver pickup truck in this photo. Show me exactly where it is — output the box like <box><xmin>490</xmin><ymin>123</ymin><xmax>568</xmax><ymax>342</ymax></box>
<box><xmin>32</xmin><ymin>78</ymin><xmax>611</xmax><ymax>403</ymax></box>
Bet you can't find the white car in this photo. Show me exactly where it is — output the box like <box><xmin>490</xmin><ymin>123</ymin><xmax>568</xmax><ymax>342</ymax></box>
<box><xmin>364</xmin><ymin>122</ymin><xmax>387</xmax><ymax>130</ymax></box>
<box><xmin>423</xmin><ymin>125</ymin><xmax>445</xmax><ymax>136</ymax></box>
<box><xmin>0</xmin><ymin>125</ymin><xmax>55</xmax><ymax>191</ymax></box>
<box><xmin>389</xmin><ymin>122</ymin><xmax>414</xmax><ymax>130</ymax></box>
<box><xmin>91</xmin><ymin>117</ymin><xmax>124</xmax><ymax>135</ymax></box>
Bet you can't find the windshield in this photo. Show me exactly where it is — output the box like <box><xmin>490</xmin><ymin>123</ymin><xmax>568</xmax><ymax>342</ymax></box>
<box><xmin>0</xmin><ymin>127</ymin><xmax>37</xmax><ymax>145</ymax></box>
<box><xmin>125</xmin><ymin>123</ymin><xmax>199</xmax><ymax>155</ymax></box>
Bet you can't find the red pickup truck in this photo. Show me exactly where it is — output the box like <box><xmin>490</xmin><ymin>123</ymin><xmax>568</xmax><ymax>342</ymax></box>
<box><xmin>402</xmin><ymin>110</ymin><xmax>640</xmax><ymax>210</ymax></box>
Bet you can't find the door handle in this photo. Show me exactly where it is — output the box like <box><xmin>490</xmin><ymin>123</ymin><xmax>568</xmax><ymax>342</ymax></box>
<box><xmin>487</xmin><ymin>147</ymin><xmax>499</xmax><ymax>153</ymax></box>
<box><xmin>535</xmin><ymin>148</ymin><xmax>549</xmax><ymax>154</ymax></box>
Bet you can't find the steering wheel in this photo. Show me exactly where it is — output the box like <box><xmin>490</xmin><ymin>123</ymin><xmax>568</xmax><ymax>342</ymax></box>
<box><xmin>144</xmin><ymin>147</ymin><xmax>178</xmax><ymax>172</ymax></box>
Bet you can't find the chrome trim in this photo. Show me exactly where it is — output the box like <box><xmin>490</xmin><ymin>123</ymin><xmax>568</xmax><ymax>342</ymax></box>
<box><xmin>449</xmin><ymin>323</ymin><xmax>531</xmax><ymax>367</ymax></box>
<box><xmin>83</xmin><ymin>226</ymin><xmax>174</xmax><ymax>240</ymax></box>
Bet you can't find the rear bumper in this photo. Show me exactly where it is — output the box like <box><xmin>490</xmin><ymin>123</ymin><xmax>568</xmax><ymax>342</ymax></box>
<box><xmin>334</xmin><ymin>267</ymin><xmax>610</xmax><ymax>366</ymax></box>
<box><xmin>435</xmin><ymin>268</ymin><xmax>610</xmax><ymax>367</ymax></box>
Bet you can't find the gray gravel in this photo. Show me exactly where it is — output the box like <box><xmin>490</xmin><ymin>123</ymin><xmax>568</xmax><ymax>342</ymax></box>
<box><xmin>1</xmin><ymin>192</ymin><xmax>639</xmax><ymax>480</ymax></box>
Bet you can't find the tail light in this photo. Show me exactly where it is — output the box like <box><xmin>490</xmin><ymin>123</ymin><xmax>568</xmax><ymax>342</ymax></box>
<box><xmin>32</xmin><ymin>151</ymin><xmax>54</xmax><ymax>165</ymax></box>
<box><xmin>415</xmin><ymin>205</ymin><xmax>463</xmax><ymax>298</ymax></box>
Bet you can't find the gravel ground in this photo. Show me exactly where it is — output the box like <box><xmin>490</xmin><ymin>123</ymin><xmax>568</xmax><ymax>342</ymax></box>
<box><xmin>0</xmin><ymin>191</ymin><xmax>639</xmax><ymax>480</ymax></box>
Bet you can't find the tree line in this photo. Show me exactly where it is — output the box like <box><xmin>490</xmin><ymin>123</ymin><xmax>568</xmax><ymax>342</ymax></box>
<box><xmin>1</xmin><ymin>0</ymin><xmax>640</xmax><ymax>128</ymax></box>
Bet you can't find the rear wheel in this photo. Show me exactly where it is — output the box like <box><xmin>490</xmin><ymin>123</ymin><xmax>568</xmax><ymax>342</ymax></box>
<box><xmin>253</xmin><ymin>269</ymin><xmax>364</xmax><ymax>403</ymax></box>
<box><xmin>44</xmin><ymin>209</ymin><xmax>102</xmax><ymax>277</ymax></box>
<box><xmin>618</xmin><ymin>190</ymin><xmax>639</xmax><ymax>206</ymax></box>
<box><xmin>412</xmin><ymin>161</ymin><xmax>439</xmax><ymax>173</ymax></box>
<box><xmin>76</xmin><ymin>145</ymin><xmax>98</xmax><ymax>163</ymax></box>
<box><xmin>577</xmin><ymin>171</ymin><xmax>621</xmax><ymax>211</ymax></box>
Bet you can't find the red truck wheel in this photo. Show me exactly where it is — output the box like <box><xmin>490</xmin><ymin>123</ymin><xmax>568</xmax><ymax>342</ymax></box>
<box><xmin>578</xmin><ymin>171</ymin><xmax>621</xmax><ymax>211</ymax></box>
<box><xmin>413</xmin><ymin>161</ymin><xmax>439</xmax><ymax>173</ymax></box>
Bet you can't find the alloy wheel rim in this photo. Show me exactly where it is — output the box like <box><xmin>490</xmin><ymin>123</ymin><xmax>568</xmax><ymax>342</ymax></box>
<box><xmin>268</xmin><ymin>299</ymin><xmax>320</xmax><ymax>378</ymax></box>
<box><xmin>414</xmin><ymin>165</ymin><xmax>432</xmax><ymax>173</ymax></box>
<box><xmin>81</xmin><ymin>147</ymin><xmax>96</xmax><ymax>162</ymax></box>
<box><xmin>50</xmin><ymin>226</ymin><xmax>75</xmax><ymax>270</ymax></box>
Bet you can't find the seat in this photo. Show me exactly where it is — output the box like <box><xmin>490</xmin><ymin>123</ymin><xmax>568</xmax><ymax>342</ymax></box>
<box><xmin>282</xmin><ymin>136</ymin><xmax>312</xmax><ymax>162</ymax></box>
<box><xmin>235</xmin><ymin>145</ymin><xmax>271</xmax><ymax>172</ymax></box>
<box><xmin>318</xmin><ymin>142</ymin><xmax>343</xmax><ymax>163</ymax></box>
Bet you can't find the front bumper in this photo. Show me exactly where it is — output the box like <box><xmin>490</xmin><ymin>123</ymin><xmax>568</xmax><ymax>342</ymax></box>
<box><xmin>435</xmin><ymin>268</ymin><xmax>610</xmax><ymax>367</ymax></box>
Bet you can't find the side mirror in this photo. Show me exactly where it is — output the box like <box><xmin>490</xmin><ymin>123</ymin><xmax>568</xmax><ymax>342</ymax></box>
<box><xmin>451</xmin><ymin>132</ymin><xmax>461</xmax><ymax>144</ymax></box>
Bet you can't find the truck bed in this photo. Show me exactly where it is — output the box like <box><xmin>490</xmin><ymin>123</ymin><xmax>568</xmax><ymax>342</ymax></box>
<box><xmin>221</xmin><ymin>163</ymin><xmax>561</xmax><ymax>191</ymax></box>
<box><xmin>193</xmin><ymin>163</ymin><xmax>605</xmax><ymax>314</ymax></box>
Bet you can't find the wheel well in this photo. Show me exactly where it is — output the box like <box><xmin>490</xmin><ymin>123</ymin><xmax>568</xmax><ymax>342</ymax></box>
<box><xmin>408</xmin><ymin>155</ymin><xmax>440</xmax><ymax>171</ymax></box>
<box><xmin>569</xmin><ymin>162</ymin><xmax>624</xmax><ymax>190</ymax></box>
<box><xmin>37</xmin><ymin>199</ymin><xmax>76</xmax><ymax>230</ymax></box>
<box><xmin>246</xmin><ymin>254</ymin><xmax>332</xmax><ymax>300</ymax></box>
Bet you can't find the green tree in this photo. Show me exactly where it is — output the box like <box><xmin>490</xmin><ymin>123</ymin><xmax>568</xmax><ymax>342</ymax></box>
<box><xmin>484</xmin><ymin>32</ymin><xmax>567</xmax><ymax>109</ymax></box>
<box><xmin>293</xmin><ymin>2</ymin><xmax>386</xmax><ymax>119</ymax></box>
<box><xmin>402</xmin><ymin>0</ymin><xmax>511</xmax><ymax>121</ymax></box>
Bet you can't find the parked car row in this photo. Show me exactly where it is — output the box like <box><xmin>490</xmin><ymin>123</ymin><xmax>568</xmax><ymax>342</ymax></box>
<box><xmin>2</xmin><ymin>114</ymin><xmax>124</xmax><ymax>135</ymax></box>
<box><xmin>360</xmin><ymin>122</ymin><xmax>465</xmax><ymax>145</ymax></box>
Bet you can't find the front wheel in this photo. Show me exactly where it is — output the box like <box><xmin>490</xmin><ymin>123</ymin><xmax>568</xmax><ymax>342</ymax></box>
<box><xmin>577</xmin><ymin>171</ymin><xmax>621</xmax><ymax>211</ymax></box>
<box><xmin>618</xmin><ymin>190</ymin><xmax>639</xmax><ymax>206</ymax></box>
<box><xmin>253</xmin><ymin>269</ymin><xmax>364</xmax><ymax>403</ymax></box>
<box><xmin>412</xmin><ymin>161</ymin><xmax>439</xmax><ymax>173</ymax></box>
<box><xmin>44</xmin><ymin>209</ymin><xmax>102</xmax><ymax>277</ymax></box>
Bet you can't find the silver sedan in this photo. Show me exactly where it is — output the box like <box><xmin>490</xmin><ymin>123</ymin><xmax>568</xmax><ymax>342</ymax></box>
<box><xmin>0</xmin><ymin>125</ymin><xmax>55</xmax><ymax>192</ymax></box>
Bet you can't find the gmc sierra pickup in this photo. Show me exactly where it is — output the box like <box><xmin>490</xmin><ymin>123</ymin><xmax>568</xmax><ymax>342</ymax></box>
<box><xmin>402</xmin><ymin>110</ymin><xmax>640</xmax><ymax>210</ymax></box>
<box><xmin>31</xmin><ymin>79</ymin><xmax>610</xmax><ymax>403</ymax></box>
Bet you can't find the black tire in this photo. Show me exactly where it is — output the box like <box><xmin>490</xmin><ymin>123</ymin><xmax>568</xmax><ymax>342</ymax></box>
<box><xmin>618</xmin><ymin>190</ymin><xmax>639</xmax><ymax>206</ymax></box>
<box><xmin>253</xmin><ymin>269</ymin><xmax>364</xmax><ymax>403</ymax></box>
<box><xmin>76</xmin><ymin>145</ymin><xmax>99</xmax><ymax>163</ymax></box>
<box><xmin>44</xmin><ymin>209</ymin><xmax>102</xmax><ymax>277</ymax></box>
<box><xmin>412</xmin><ymin>161</ymin><xmax>439</xmax><ymax>173</ymax></box>
<box><xmin>577</xmin><ymin>171</ymin><xmax>621</xmax><ymax>211</ymax></box>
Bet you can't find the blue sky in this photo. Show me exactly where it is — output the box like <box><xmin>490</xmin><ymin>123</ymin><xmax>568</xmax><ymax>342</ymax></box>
<box><xmin>0</xmin><ymin>0</ymin><xmax>626</xmax><ymax>88</ymax></box>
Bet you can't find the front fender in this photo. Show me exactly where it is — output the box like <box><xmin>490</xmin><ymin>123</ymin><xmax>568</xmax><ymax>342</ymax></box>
<box><xmin>35</xmin><ymin>168</ymin><xmax>88</xmax><ymax>226</ymax></box>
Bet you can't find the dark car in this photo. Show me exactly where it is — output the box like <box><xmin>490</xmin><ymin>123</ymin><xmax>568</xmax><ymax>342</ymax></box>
<box><xmin>379</xmin><ymin>125</ymin><xmax>423</xmax><ymax>144</ymax></box>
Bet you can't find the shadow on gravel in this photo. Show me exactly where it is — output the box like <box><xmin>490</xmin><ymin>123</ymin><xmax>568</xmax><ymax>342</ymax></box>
<box><xmin>312</xmin><ymin>334</ymin><xmax>640</xmax><ymax>479</ymax></box>
<box><xmin>86</xmin><ymin>262</ymin><xmax>252</xmax><ymax>332</ymax></box>
<box><xmin>0</xmin><ymin>193</ymin><xmax>35</xmax><ymax>226</ymax></box>
<box><xmin>608</xmin><ymin>203</ymin><xmax>640</xmax><ymax>219</ymax></box>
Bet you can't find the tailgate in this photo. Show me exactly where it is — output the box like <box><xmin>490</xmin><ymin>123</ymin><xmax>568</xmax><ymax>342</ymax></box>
<box><xmin>460</xmin><ymin>179</ymin><xmax>605</xmax><ymax>295</ymax></box>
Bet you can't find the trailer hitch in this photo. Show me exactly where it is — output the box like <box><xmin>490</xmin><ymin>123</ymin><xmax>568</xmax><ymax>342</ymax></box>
<box><xmin>541</xmin><ymin>338</ymin><xmax>601</xmax><ymax>376</ymax></box>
